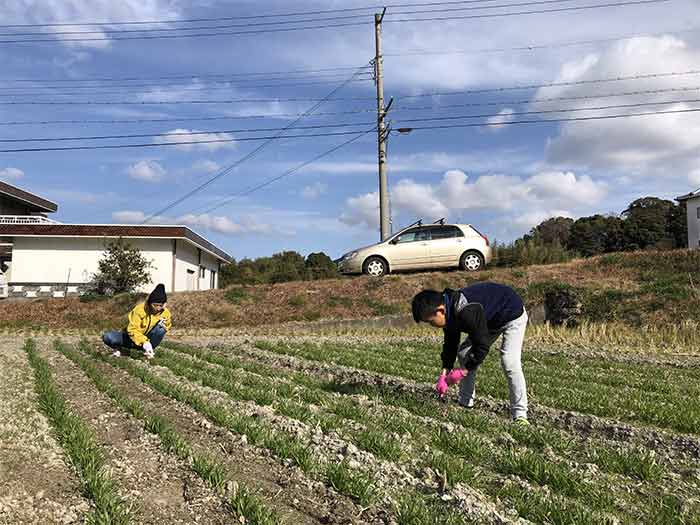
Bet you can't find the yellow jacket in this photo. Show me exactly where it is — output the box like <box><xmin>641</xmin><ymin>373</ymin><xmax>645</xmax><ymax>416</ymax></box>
<box><xmin>126</xmin><ymin>303</ymin><xmax>172</xmax><ymax>347</ymax></box>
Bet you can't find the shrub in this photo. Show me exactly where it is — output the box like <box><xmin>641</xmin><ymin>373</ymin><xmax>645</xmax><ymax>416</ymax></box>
<box><xmin>87</xmin><ymin>238</ymin><xmax>153</xmax><ymax>296</ymax></box>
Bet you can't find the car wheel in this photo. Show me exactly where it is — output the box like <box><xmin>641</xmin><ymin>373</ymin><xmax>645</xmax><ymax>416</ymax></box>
<box><xmin>363</xmin><ymin>256</ymin><xmax>388</xmax><ymax>277</ymax></box>
<box><xmin>460</xmin><ymin>251</ymin><xmax>484</xmax><ymax>272</ymax></box>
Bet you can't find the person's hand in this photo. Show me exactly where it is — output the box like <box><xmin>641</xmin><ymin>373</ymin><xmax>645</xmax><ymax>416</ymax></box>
<box><xmin>143</xmin><ymin>341</ymin><xmax>154</xmax><ymax>359</ymax></box>
<box><xmin>446</xmin><ymin>368</ymin><xmax>466</xmax><ymax>386</ymax></box>
<box><xmin>435</xmin><ymin>375</ymin><xmax>449</xmax><ymax>397</ymax></box>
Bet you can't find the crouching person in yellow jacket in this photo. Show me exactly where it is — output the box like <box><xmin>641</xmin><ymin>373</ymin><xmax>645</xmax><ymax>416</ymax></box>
<box><xmin>102</xmin><ymin>283</ymin><xmax>172</xmax><ymax>359</ymax></box>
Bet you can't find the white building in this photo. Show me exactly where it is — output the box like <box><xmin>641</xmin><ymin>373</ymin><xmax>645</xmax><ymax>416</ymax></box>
<box><xmin>676</xmin><ymin>190</ymin><xmax>700</xmax><ymax>249</ymax></box>
<box><xmin>0</xmin><ymin>181</ymin><xmax>232</xmax><ymax>298</ymax></box>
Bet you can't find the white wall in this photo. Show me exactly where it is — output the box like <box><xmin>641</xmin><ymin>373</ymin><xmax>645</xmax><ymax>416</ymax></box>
<box><xmin>687</xmin><ymin>197</ymin><xmax>700</xmax><ymax>249</ymax></box>
<box><xmin>10</xmin><ymin>237</ymin><xmax>173</xmax><ymax>292</ymax></box>
<box><xmin>174</xmin><ymin>239</ymin><xmax>199</xmax><ymax>292</ymax></box>
<box><xmin>198</xmin><ymin>251</ymin><xmax>220</xmax><ymax>290</ymax></box>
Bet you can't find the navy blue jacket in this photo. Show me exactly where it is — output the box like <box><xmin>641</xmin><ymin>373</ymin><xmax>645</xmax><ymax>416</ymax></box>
<box><xmin>441</xmin><ymin>282</ymin><xmax>524</xmax><ymax>370</ymax></box>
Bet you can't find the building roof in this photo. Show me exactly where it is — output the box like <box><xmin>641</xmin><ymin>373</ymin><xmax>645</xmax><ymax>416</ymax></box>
<box><xmin>0</xmin><ymin>180</ymin><xmax>58</xmax><ymax>213</ymax></box>
<box><xmin>0</xmin><ymin>223</ymin><xmax>233</xmax><ymax>263</ymax></box>
<box><xmin>676</xmin><ymin>191</ymin><xmax>700</xmax><ymax>202</ymax></box>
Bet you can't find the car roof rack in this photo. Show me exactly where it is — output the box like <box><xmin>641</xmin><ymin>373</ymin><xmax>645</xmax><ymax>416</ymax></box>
<box><xmin>433</xmin><ymin>218</ymin><xmax>446</xmax><ymax>225</ymax></box>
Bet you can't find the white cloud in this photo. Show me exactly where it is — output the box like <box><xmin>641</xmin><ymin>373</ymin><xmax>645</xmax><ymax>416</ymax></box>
<box><xmin>300</xmin><ymin>182</ymin><xmax>328</xmax><ymax>200</ymax></box>
<box><xmin>192</xmin><ymin>160</ymin><xmax>221</xmax><ymax>174</ymax></box>
<box><xmin>689</xmin><ymin>169</ymin><xmax>700</xmax><ymax>187</ymax></box>
<box><xmin>111</xmin><ymin>210</ymin><xmax>286</xmax><ymax>236</ymax></box>
<box><xmin>512</xmin><ymin>209</ymin><xmax>573</xmax><ymax>229</ymax></box>
<box><xmin>0</xmin><ymin>1</ymin><xmax>182</xmax><ymax>49</ymax></box>
<box><xmin>340</xmin><ymin>192</ymin><xmax>380</xmax><ymax>229</ymax></box>
<box><xmin>485</xmin><ymin>108</ymin><xmax>515</xmax><ymax>131</ymax></box>
<box><xmin>126</xmin><ymin>160</ymin><xmax>166</xmax><ymax>182</ymax></box>
<box><xmin>542</xmin><ymin>36</ymin><xmax>700</xmax><ymax>184</ymax></box>
<box><xmin>112</xmin><ymin>210</ymin><xmax>147</xmax><ymax>223</ymax></box>
<box><xmin>0</xmin><ymin>167</ymin><xmax>24</xmax><ymax>180</ymax></box>
<box><xmin>155</xmin><ymin>129</ymin><xmax>236</xmax><ymax>152</ymax></box>
<box><xmin>341</xmin><ymin>169</ymin><xmax>607</xmax><ymax>231</ymax></box>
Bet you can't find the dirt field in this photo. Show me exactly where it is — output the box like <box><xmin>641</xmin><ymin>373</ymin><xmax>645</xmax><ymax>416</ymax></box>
<box><xmin>2</xmin><ymin>331</ymin><xmax>700</xmax><ymax>524</ymax></box>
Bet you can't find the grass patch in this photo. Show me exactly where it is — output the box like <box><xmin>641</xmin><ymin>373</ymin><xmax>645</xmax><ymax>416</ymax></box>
<box><xmin>287</xmin><ymin>295</ymin><xmax>306</xmax><ymax>307</ymax></box>
<box><xmin>58</xmin><ymin>341</ymin><xmax>279</xmax><ymax>524</ymax></box>
<box><xmin>365</xmin><ymin>299</ymin><xmax>402</xmax><ymax>316</ymax></box>
<box><xmin>25</xmin><ymin>339</ymin><xmax>131</xmax><ymax>525</ymax></box>
<box><xmin>224</xmin><ymin>287</ymin><xmax>251</xmax><ymax>305</ymax></box>
<box><xmin>325</xmin><ymin>461</ymin><xmax>376</xmax><ymax>506</ymax></box>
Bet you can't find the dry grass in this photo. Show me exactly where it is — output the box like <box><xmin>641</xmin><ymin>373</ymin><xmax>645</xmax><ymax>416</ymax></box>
<box><xmin>1</xmin><ymin>249</ymin><xmax>698</xmax><ymax>333</ymax></box>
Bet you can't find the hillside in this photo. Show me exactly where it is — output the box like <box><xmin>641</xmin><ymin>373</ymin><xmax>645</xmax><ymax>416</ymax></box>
<box><xmin>1</xmin><ymin>249</ymin><xmax>698</xmax><ymax>331</ymax></box>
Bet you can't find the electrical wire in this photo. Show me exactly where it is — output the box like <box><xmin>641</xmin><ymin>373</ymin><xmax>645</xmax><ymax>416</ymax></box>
<box><xmin>0</xmin><ymin>65</ymin><xmax>372</xmax><ymax>83</ymax></box>
<box><xmin>384</xmin><ymin>27</ymin><xmax>700</xmax><ymax>56</ymax></box>
<box><xmin>141</xmin><ymin>63</ymin><xmax>370</xmax><ymax>223</ymax></box>
<box><xmin>0</xmin><ymin>0</ymin><xmax>602</xmax><ymax>29</ymax></box>
<box><xmin>193</xmin><ymin>129</ymin><xmax>375</xmax><ymax>215</ymax></box>
<box><xmin>0</xmin><ymin>77</ymin><xmax>374</xmax><ymax>97</ymax></box>
<box><xmin>0</xmin><ymin>0</ymin><xmax>668</xmax><ymax>44</ymax></box>
<box><xmin>0</xmin><ymin>108</ymin><xmax>377</xmax><ymax>127</ymax></box>
<box><xmin>0</xmin><ymin>121</ymin><xmax>375</xmax><ymax>143</ymax></box>
<box><xmin>393</xmin><ymin>85</ymin><xmax>700</xmax><ymax>112</ymax></box>
<box><xmin>393</xmin><ymin>107</ymin><xmax>700</xmax><ymax>132</ymax></box>
<box><xmin>3</xmin><ymin>98</ymin><xmax>696</xmax><ymax>144</ymax></box>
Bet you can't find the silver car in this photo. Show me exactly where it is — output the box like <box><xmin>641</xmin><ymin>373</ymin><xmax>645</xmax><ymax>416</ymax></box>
<box><xmin>337</xmin><ymin>220</ymin><xmax>492</xmax><ymax>276</ymax></box>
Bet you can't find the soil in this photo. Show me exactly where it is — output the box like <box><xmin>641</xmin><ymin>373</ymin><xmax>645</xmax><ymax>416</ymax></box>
<box><xmin>0</xmin><ymin>339</ymin><xmax>90</xmax><ymax>525</ymax></box>
<box><xmin>79</xmin><ymin>342</ymin><xmax>370</xmax><ymax>525</ymax></box>
<box><xmin>39</xmin><ymin>340</ymin><xmax>233</xmax><ymax>525</ymax></box>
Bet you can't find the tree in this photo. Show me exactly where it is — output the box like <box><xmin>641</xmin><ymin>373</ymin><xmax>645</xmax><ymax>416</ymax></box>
<box><xmin>621</xmin><ymin>197</ymin><xmax>677</xmax><ymax>250</ymax></box>
<box><xmin>526</xmin><ymin>217</ymin><xmax>574</xmax><ymax>246</ymax></box>
<box><xmin>305</xmin><ymin>252</ymin><xmax>338</xmax><ymax>279</ymax></box>
<box><xmin>567</xmin><ymin>215</ymin><xmax>624</xmax><ymax>256</ymax></box>
<box><xmin>89</xmin><ymin>238</ymin><xmax>154</xmax><ymax>295</ymax></box>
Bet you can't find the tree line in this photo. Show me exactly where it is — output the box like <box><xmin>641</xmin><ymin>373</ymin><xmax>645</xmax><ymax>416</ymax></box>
<box><xmin>492</xmin><ymin>196</ymin><xmax>688</xmax><ymax>267</ymax></box>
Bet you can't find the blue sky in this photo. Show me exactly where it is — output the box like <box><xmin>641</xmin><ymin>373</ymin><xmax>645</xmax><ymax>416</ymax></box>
<box><xmin>1</xmin><ymin>0</ymin><xmax>699</xmax><ymax>259</ymax></box>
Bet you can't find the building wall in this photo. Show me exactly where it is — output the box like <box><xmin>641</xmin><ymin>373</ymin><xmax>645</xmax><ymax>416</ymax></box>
<box><xmin>173</xmin><ymin>241</ymin><xmax>220</xmax><ymax>291</ymax></box>
<box><xmin>687</xmin><ymin>197</ymin><xmax>700</xmax><ymax>249</ymax></box>
<box><xmin>10</xmin><ymin>237</ymin><xmax>173</xmax><ymax>293</ymax></box>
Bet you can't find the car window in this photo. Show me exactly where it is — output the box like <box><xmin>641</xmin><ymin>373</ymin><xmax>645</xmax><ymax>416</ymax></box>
<box><xmin>430</xmin><ymin>226</ymin><xmax>464</xmax><ymax>239</ymax></box>
<box><xmin>395</xmin><ymin>227</ymin><xmax>431</xmax><ymax>243</ymax></box>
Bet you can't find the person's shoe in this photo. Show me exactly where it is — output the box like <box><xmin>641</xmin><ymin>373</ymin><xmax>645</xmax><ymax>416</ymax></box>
<box><xmin>513</xmin><ymin>417</ymin><xmax>530</xmax><ymax>426</ymax></box>
<box><xmin>110</xmin><ymin>350</ymin><xmax>121</xmax><ymax>358</ymax></box>
<box><xmin>458</xmin><ymin>398</ymin><xmax>475</xmax><ymax>409</ymax></box>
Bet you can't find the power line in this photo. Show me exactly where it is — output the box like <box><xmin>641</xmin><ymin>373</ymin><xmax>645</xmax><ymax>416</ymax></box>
<box><xmin>394</xmin><ymin>85</ymin><xmax>700</xmax><ymax>111</ymax></box>
<box><xmin>396</xmin><ymin>69</ymin><xmax>700</xmax><ymax>99</ymax></box>
<box><xmin>0</xmin><ymin>0</ymin><xmax>591</xmax><ymax>29</ymax></box>
<box><xmin>395</xmin><ymin>107</ymin><xmax>700</xmax><ymax>132</ymax></box>
<box><xmin>0</xmin><ymin>95</ymin><xmax>376</xmax><ymax>105</ymax></box>
<box><xmin>0</xmin><ymin>65</ymin><xmax>372</xmax><ymax>84</ymax></box>
<box><xmin>0</xmin><ymin>0</ymin><xmax>583</xmax><ymax>38</ymax></box>
<box><xmin>0</xmin><ymin>20</ymin><xmax>370</xmax><ymax>45</ymax></box>
<box><xmin>0</xmin><ymin>121</ymin><xmax>375</xmax><ymax>143</ymax></box>
<box><xmin>396</xmin><ymin>98</ymin><xmax>700</xmax><ymax>124</ymax></box>
<box><xmin>384</xmin><ymin>27</ymin><xmax>700</xmax><ymax>56</ymax></box>
<box><xmin>0</xmin><ymin>108</ymin><xmax>377</xmax><ymax>127</ymax></box>
<box><xmin>0</xmin><ymin>130</ymin><xmax>369</xmax><ymax>153</ymax></box>
<box><xmin>2</xmin><ymin>69</ymin><xmax>695</xmax><ymax>105</ymax></box>
<box><xmin>384</xmin><ymin>0</ymin><xmax>671</xmax><ymax>23</ymax></box>
<box><xmin>0</xmin><ymin>0</ymin><xmax>668</xmax><ymax>44</ymax></box>
<box><xmin>0</xmin><ymin>77</ymin><xmax>374</xmax><ymax>97</ymax></box>
<box><xmin>193</xmin><ymin>129</ymin><xmax>375</xmax><ymax>215</ymax></box>
<box><xmin>3</xmin><ymin>98</ymin><xmax>696</xmax><ymax>144</ymax></box>
<box><xmin>142</xmin><ymin>64</ymin><xmax>370</xmax><ymax>223</ymax></box>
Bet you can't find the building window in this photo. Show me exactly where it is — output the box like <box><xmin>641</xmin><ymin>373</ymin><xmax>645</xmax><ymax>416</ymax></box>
<box><xmin>210</xmin><ymin>271</ymin><xmax>216</xmax><ymax>289</ymax></box>
<box><xmin>199</xmin><ymin>266</ymin><xmax>206</xmax><ymax>278</ymax></box>
<box><xmin>697</xmin><ymin>207</ymin><xmax>700</xmax><ymax>219</ymax></box>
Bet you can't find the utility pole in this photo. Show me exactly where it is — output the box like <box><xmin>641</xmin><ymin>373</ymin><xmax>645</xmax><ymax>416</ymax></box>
<box><xmin>374</xmin><ymin>8</ymin><xmax>391</xmax><ymax>241</ymax></box>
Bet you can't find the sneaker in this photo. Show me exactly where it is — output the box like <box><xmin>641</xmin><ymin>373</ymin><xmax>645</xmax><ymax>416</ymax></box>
<box><xmin>110</xmin><ymin>350</ymin><xmax>121</xmax><ymax>358</ymax></box>
<box><xmin>513</xmin><ymin>417</ymin><xmax>530</xmax><ymax>426</ymax></box>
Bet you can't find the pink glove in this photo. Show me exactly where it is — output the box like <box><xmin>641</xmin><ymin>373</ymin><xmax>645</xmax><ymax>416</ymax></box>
<box><xmin>446</xmin><ymin>368</ymin><xmax>465</xmax><ymax>386</ymax></box>
<box><xmin>435</xmin><ymin>375</ymin><xmax>449</xmax><ymax>397</ymax></box>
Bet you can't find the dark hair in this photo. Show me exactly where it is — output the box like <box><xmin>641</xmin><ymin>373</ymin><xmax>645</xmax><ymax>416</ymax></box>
<box><xmin>411</xmin><ymin>289</ymin><xmax>444</xmax><ymax>323</ymax></box>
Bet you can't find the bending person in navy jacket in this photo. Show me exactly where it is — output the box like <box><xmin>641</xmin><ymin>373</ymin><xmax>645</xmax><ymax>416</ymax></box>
<box><xmin>412</xmin><ymin>282</ymin><xmax>529</xmax><ymax>424</ymax></box>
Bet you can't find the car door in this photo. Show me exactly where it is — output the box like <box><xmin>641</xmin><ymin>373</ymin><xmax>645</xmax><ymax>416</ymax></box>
<box><xmin>428</xmin><ymin>225</ymin><xmax>465</xmax><ymax>266</ymax></box>
<box><xmin>386</xmin><ymin>227</ymin><xmax>431</xmax><ymax>269</ymax></box>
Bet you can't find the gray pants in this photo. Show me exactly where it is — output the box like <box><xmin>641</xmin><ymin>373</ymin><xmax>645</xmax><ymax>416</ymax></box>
<box><xmin>457</xmin><ymin>310</ymin><xmax>529</xmax><ymax>419</ymax></box>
